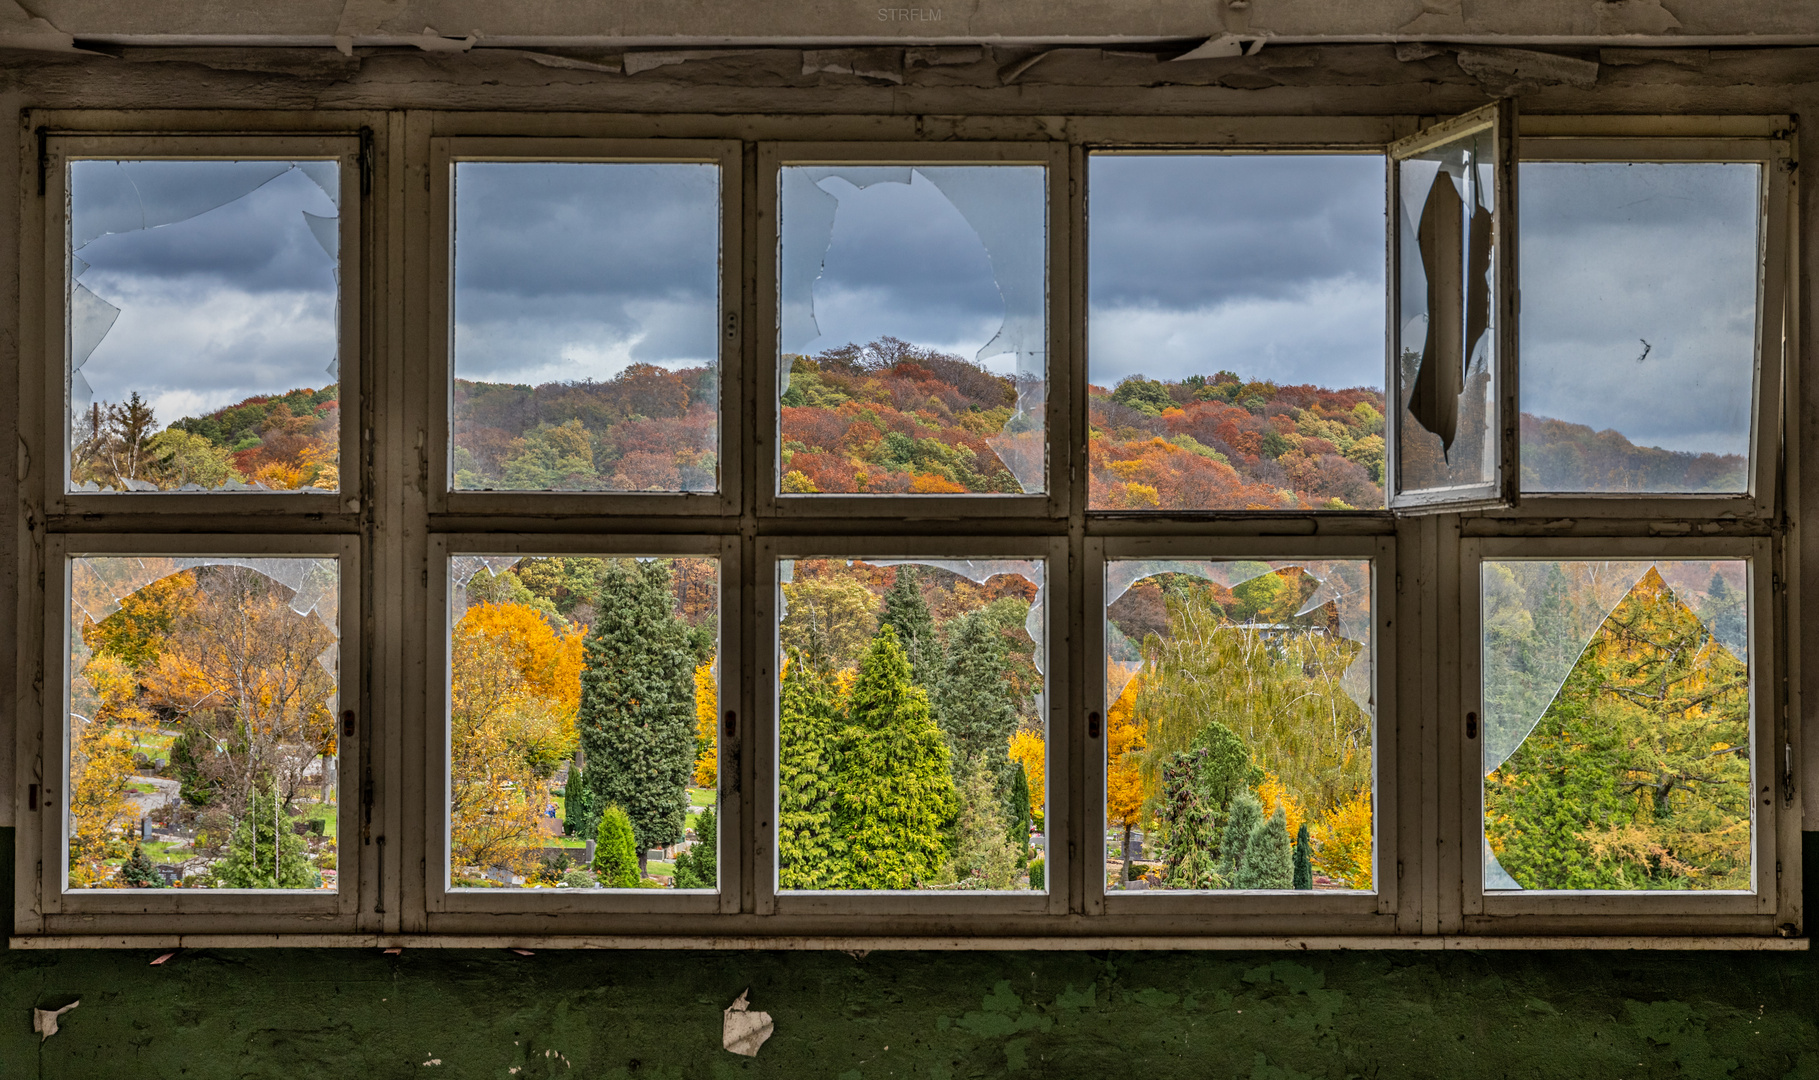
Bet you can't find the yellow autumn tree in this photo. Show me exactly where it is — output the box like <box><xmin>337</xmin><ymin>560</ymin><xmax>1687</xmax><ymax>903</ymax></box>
<box><xmin>448</xmin><ymin>601</ymin><xmax>580</xmax><ymax>879</ymax></box>
<box><xmin>1105</xmin><ymin>673</ymin><xmax>1147</xmax><ymax>843</ymax></box>
<box><xmin>67</xmin><ymin>652</ymin><xmax>155</xmax><ymax>887</ymax></box>
<box><xmin>1254</xmin><ymin>771</ymin><xmax>1308</xmax><ymax>838</ymax></box>
<box><xmin>693</xmin><ymin>660</ymin><xmax>718</xmax><ymax>787</ymax></box>
<box><xmin>1008</xmin><ymin>728</ymin><xmax>1045</xmax><ymax>823</ymax></box>
<box><xmin>1310</xmin><ymin>789</ymin><xmax>1372</xmax><ymax>889</ymax></box>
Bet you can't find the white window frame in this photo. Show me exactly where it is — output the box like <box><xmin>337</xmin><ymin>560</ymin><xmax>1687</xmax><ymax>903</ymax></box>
<box><xmin>35</xmin><ymin>130</ymin><xmax>368</xmax><ymax>520</ymax></box>
<box><xmin>425</xmin><ymin>137</ymin><xmax>745</xmax><ymax>521</ymax></box>
<box><xmin>1084</xmin><ymin>535</ymin><xmax>1400</xmax><ymax>932</ymax></box>
<box><xmin>1457</xmin><ymin>535</ymin><xmax>1794</xmax><ymax>933</ymax></box>
<box><xmin>755</xmin><ymin>141</ymin><xmax>1073</xmax><ymax>522</ymax></box>
<box><xmin>18</xmin><ymin>531</ymin><xmax>364</xmax><ymax>936</ymax></box>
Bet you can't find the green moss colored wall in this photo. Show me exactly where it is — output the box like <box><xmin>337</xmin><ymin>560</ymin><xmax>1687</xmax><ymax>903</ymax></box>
<box><xmin>5</xmin><ymin>827</ymin><xmax>1817</xmax><ymax>1080</ymax></box>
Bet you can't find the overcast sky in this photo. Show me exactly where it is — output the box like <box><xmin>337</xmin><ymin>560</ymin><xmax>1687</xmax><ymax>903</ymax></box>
<box><xmin>1088</xmin><ymin>154</ymin><xmax>1386</xmax><ymax>394</ymax></box>
<box><xmin>1519</xmin><ymin>162</ymin><xmax>1759</xmax><ymax>455</ymax></box>
<box><xmin>72</xmin><ymin>162</ymin><xmax>340</xmax><ymax>428</ymax></box>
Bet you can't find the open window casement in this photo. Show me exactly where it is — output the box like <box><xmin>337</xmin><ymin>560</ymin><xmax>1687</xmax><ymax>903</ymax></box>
<box><xmin>1387</xmin><ymin>101</ymin><xmax>1519</xmax><ymax>514</ymax></box>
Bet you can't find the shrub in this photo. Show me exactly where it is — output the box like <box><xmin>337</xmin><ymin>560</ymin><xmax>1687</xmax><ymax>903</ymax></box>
<box><xmin>560</xmin><ymin>867</ymin><xmax>598</xmax><ymax>888</ymax></box>
<box><xmin>1028</xmin><ymin>858</ymin><xmax>1045</xmax><ymax>891</ymax></box>
<box><xmin>592</xmin><ymin>805</ymin><xmax>641</xmax><ymax>888</ymax></box>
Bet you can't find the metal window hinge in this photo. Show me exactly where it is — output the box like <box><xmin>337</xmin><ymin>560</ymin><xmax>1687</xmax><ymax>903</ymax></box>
<box><xmin>1784</xmin><ymin>739</ymin><xmax>1795</xmax><ymax>806</ymax></box>
<box><xmin>358</xmin><ymin>126</ymin><xmax>374</xmax><ymax>197</ymax></box>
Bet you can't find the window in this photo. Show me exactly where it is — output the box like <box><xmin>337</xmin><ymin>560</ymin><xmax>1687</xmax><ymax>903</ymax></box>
<box><xmin>13</xmin><ymin>111</ymin><xmax>1800</xmax><ymax>948</ymax></box>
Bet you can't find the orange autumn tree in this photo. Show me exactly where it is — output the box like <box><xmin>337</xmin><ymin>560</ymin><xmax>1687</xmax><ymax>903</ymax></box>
<box><xmin>448</xmin><ymin>601</ymin><xmax>583</xmax><ymax>880</ymax></box>
<box><xmin>1105</xmin><ymin>670</ymin><xmax>1148</xmax><ymax>873</ymax></box>
<box><xmin>67</xmin><ymin>651</ymin><xmax>154</xmax><ymax>887</ymax></box>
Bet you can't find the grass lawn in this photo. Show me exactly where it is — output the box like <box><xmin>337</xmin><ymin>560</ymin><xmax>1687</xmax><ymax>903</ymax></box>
<box><xmin>687</xmin><ymin>787</ymin><xmax>714</xmax><ymax>809</ymax></box>
<box><xmin>127</xmin><ymin>780</ymin><xmax>158</xmax><ymax>794</ymax></box>
<box><xmin>646</xmin><ymin>860</ymin><xmax>674</xmax><ymax>878</ymax></box>
<box><xmin>140</xmin><ymin>840</ymin><xmax>190</xmax><ymax>865</ymax></box>
<box><xmin>299</xmin><ymin>800</ymin><xmax>339</xmax><ymax>839</ymax></box>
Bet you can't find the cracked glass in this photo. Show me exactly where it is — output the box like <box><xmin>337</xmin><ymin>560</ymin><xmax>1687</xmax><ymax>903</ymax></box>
<box><xmin>1104</xmin><ymin>559</ymin><xmax>1374</xmax><ymax>893</ymax></box>
<box><xmin>67</xmin><ymin>160</ymin><xmax>342</xmax><ymax>493</ymax></box>
<box><xmin>65</xmin><ymin>556</ymin><xmax>342</xmax><ymax>890</ymax></box>
<box><xmin>1519</xmin><ymin>162</ymin><xmax>1761</xmax><ymax>494</ymax></box>
<box><xmin>451</xmin><ymin>163</ymin><xmax>722</xmax><ymax>493</ymax></box>
<box><xmin>446</xmin><ymin>555</ymin><xmax>720</xmax><ymax>890</ymax></box>
<box><xmin>775</xmin><ymin>558</ymin><xmax>1047</xmax><ymax>891</ymax></box>
<box><xmin>1481</xmin><ymin>559</ymin><xmax>1752</xmax><ymax>892</ymax></box>
<box><xmin>1087</xmin><ymin>154</ymin><xmax>1387</xmax><ymax>512</ymax></box>
<box><xmin>777</xmin><ymin>165</ymin><xmax>1047</xmax><ymax>496</ymax></box>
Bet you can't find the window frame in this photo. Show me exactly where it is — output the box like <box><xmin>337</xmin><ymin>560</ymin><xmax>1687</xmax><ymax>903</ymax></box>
<box><xmin>1084</xmin><ymin>535</ymin><xmax>1400</xmax><ymax>931</ymax></box>
<box><xmin>1457</xmin><ymin>535</ymin><xmax>1794</xmax><ymax>933</ymax></box>
<box><xmin>38</xmin><ymin>132</ymin><xmax>367</xmax><ymax>520</ymax></box>
<box><xmin>756</xmin><ymin>141</ymin><xmax>1073</xmax><ymax>522</ymax></box>
<box><xmin>426</xmin><ymin>137</ymin><xmax>745</xmax><ymax>520</ymax></box>
<box><xmin>753</xmin><ymin>534</ymin><xmax>1070</xmax><ymax>919</ymax></box>
<box><xmin>21</xmin><ymin>531</ymin><xmax>364</xmax><ymax>933</ymax></box>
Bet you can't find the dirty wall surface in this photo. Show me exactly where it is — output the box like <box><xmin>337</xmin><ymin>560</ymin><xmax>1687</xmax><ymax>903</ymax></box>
<box><xmin>2</xmin><ymin>828</ymin><xmax>1818</xmax><ymax>1079</ymax></box>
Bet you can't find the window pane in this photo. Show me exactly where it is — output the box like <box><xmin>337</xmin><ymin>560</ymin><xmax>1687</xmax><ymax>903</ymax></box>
<box><xmin>1104</xmin><ymin>559</ymin><xmax>1375</xmax><ymax>892</ymax></box>
<box><xmin>66</xmin><ymin>557</ymin><xmax>341</xmax><ymax>889</ymax></box>
<box><xmin>1481</xmin><ymin>560</ymin><xmax>1752</xmax><ymax>891</ymax></box>
<box><xmin>446</xmin><ymin>556</ymin><xmax>719</xmax><ymax>890</ymax></box>
<box><xmin>1520</xmin><ymin>163</ymin><xmax>1760</xmax><ymax>493</ymax></box>
<box><xmin>778</xmin><ymin>165</ymin><xmax>1047</xmax><ymax>496</ymax></box>
<box><xmin>1088</xmin><ymin>155</ymin><xmax>1387</xmax><ymax>511</ymax></box>
<box><xmin>775</xmin><ymin>559</ymin><xmax>1047</xmax><ymax>891</ymax></box>
<box><xmin>452</xmin><ymin>163</ymin><xmax>721</xmax><ymax>493</ymax></box>
<box><xmin>1394</xmin><ymin>128</ymin><xmax>1500</xmax><ymax>497</ymax></box>
<box><xmin>68</xmin><ymin>161</ymin><xmax>341</xmax><ymax>493</ymax></box>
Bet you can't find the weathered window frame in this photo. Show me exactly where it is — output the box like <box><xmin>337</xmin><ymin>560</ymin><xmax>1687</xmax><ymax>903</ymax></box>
<box><xmin>1457</xmin><ymin>535</ymin><xmax>1793</xmax><ymax>934</ymax></box>
<box><xmin>426</xmin><ymin>137</ymin><xmax>745</xmax><ymax>520</ymax></box>
<box><xmin>20</xmin><ymin>531</ymin><xmax>364</xmax><ymax>936</ymax></box>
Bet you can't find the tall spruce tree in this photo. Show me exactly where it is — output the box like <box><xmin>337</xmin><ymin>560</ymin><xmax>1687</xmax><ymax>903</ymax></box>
<box><xmin>1158</xmin><ymin>750</ymin><xmax>1222</xmax><ymax>889</ymax></box>
<box><xmin>929</xmin><ymin>611</ymin><xmax>1018</xmax><ymax>771</ymax></box>
<box><xmin>777</xmin><ymin>649</ymin><xmax>845</xmax><ymax>889</ymax></box>
<box><xmin>1216</xmin><ymin>789</ymin><xmax>1264</xmax><ymax>886</ymax></box>
<box><xmin>575</xmin><ymin>559</ymin><xmax>696</xmax><ymax>874</ymax></box>
<box><xmin>1006</xmin><ymin>763</ymin><xmax>1032</xmax><ymax>866</ymax></box>
<box><xmin>834</xmin><ymin>626</ymin><xmax>956</xmax><ymax>889</ymax></box>
<box><xmin>880</xmin><ymin>567</ymin><xmax>941</xmax><ymax>687</ymax></box>
<box><xmin>1233</xmin><ymin>804</ymin><xmax>1294</xmax><ymax>889</ymax></box>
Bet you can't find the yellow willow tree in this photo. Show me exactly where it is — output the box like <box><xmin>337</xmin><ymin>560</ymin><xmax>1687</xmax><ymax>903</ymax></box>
<box><xmin>67</xmin><ymin>651</ymin><xmax>151</xmax><ymax>887</ymax></box>
<box><xmin>448</xmin><ymin>601</ymin><xmax>582</xmax><ymax>878</ymax></box>
<box><xmin>141</xmin><ymin>567</ymin><xmax>339</xmax><ymax>818</ymax></box>
<box><xmin>693</xmin><ymin>661</ymin><xmax>718</xmax><ymax>787</ymax></box>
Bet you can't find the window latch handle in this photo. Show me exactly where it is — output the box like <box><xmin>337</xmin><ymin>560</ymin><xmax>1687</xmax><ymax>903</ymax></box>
<box><xmin>724</xmin><ymin>710</ymin><xmax>737</xmax><ymax>740</ymax></box>
<box><xmin>1088</xmin><ymin>711</ymin><xmax>1101</xmax><ymax>739</ymax></box>
<box><xmin>342</xmin><ymin>710</ymin><xmax>356</xmax><ymax>738</ymax></box>
<box><xmin>1465</xmin><ymin>711</ymin><xmax>1478</xmax><ymax>740</ymax></box>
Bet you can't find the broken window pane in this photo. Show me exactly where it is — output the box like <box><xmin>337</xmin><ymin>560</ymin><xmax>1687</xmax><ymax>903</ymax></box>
<box><xmin>452</xmin><ymin>163</ymin><xmax>721</xmax><ymax>493</ymax></box>
<box><xmin>1087</xmin><ymin>155</ymin><xmax>1387</xmax><ymax>511</ymax></box>
<box><xmin>775</xmin><ymin>558</ymin><xmax>1046</xmax><ymax>891</ymax></box>
<box><xmin>1520</xmin><ymin>163</ymin><xmax>1760</xmax><ymax>493</ymax></box>
<box><xmin>778</xmin><ymin>165</ymin><xmax>1047</xmax><ymax>496</ymax></box>
<box><xmin>68</xmin><ymin>161</ymin><xmax>341</xmax><ymax>493</ymax></box>
<box><xmin>1104</xmin><ymin>559</ymin><xmax>1374</xmax><ymax>892</ymax></box>
<box><xmin>1481</xmin><ymin>559</ymin><xmax>1752</xmax><ymax>891</ymax></box>
<box><xmin>446</xmin><ymin>555</ymin><xmax>720</xmax><ymax>890</ymax></box>
<box><xmin>66</xmin><ymin>556</ymin><xmax>341</xmax><ymax>890</ymax></box>
<box><xmin>1395</xmin><ymin>129</ymin><xmax>1499</xmax><ymax>496</ymax></box>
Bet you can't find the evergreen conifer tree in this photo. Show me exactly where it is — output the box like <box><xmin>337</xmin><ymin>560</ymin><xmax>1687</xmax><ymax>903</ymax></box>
<box><xmin>673</xmin><ymin>806</ymin><xmax>717</xmax><ymax>889</ymax></box>
<box><xmin>1293</xmin><ymin>821</ymin><xmax>1314</xmax><ymax>890</ymax></box>
<box><xmin>880</xmin><ymin>567</ymin><xmax>941</xmax><ymax>687</ymax></box>
<box><xmin>575</xmin><ymin>559</ymin><xmax>696</xmax><ymax>874</ymax></box>
<box><xmin>592</xmin><ymin>805</ymin><xmax>641</xmax><ymax>888</ymax></box>
<box><xmin>834</xmin><ymin>626</ymin><xmax>956</xmax><ymax>889</ymax></box>
<box><xmin>121</xmin><ymin>843</ymin><xmax>163</xmax><ymax>888</ymax></box>
<box><xmin>1006</xmin><ymin>763</ymin><xmax>1032</xmax><ymax>866</ymax></box>
<box><xmin>1158</xmin><ymin>750</ymin><xmax>1222</xmax><ymax>889</ymax></box>
<box><xmin>212</xmin><ymin>781</ymin><xmax>316</xmax><ymax>888</ymax></box>
<box><xmin>949</xmin><ymin>755</ymin><xmax>1019</xmax><ymax>889</ymax></box>
<box><xmin>778</xmin><ymin>648</ymin><xmax>845</xmax><ymax>888</ymax></box>
<box><xmin>929</xmin><ymin>611</ymin><xmax>1018</xmax><ymax>771</ymax></box>
<box><xmin>1232</xmin><ymin>804</ymin><xmax>1293</xmax><ymax>889</ymax></box>
<box><xmin>1216</xmin><ymin>789</ymin><xmax>1264</xmax><ymax>886</ymax></box>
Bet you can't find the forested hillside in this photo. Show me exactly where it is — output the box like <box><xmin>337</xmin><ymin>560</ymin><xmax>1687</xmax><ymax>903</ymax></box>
<box><xmin>72</xmin><ymin>386</ymin><xmax>338</xmax><ymax>491</ymax></box>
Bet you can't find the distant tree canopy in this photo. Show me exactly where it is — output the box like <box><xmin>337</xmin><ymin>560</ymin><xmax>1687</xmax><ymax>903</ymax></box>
<box><xmin>73</xmin><ymin>386</ymin><xmax>339</xmax><ymax>492</ymax></box>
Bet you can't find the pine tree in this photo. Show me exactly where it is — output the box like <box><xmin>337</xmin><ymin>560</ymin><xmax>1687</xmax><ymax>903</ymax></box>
<box><xmin>592</xmin><ymin>805</ymin><xmax>641</xmax><ymax>888</ymax></box>
<box><xmin>212</xmin><ymin>781</ymin><xmax>317</xmax><ymax>888</ymax></box>
<box><xmin>1233</xmin><ymin>804</ymin><xmax>1293</xmax><ymax>889</ymax></box>
<box><xmin>121</xmin><ymin>843</ymin><xmax>163</xmax><ymax>888</ymax></box>
<box><xmin>673</xmin><ymin>806</ymin><xmax>717</xmax><ymax>889</ymax></box>
<box><xmin>575</xmin><ymin>559</ymin><xmax>696</xmax><ymax>874</ymax></box>
<box><xmin>778</xmin><ymin>649</ymin><xmax>845</xmax><ymax>889</ymax></box>
<box><xmin>949</xmin><ymin>755</ymin><xmax>1019</xmax><ymax>889</ymax></box>
<box><xmin>1216</xmin><ymin>789</ymin><xmax>1263</xmax><ymax>886</ymax></box>
<box><xmin>929</xmin><ymin>610</ymin><xmax>1018</xmax><ymax>772</ymax></box>
<box><xmin>1293</xmin><ymin>822</ymin><xmax>1314</xmax><ymax>890</ymax></box>
<box><xmin>880</xmin><ymin>567</ymin><xmax>941</xmax><ymax>687</ymax></box>
<box><xmin>1158</xmin><ymin>751</ymin><xmax>1222</xmax><ymax>889</ymax></box>
<box><xmin>834</xmin><ymin>626</ymin><xmax>956</xmax><ymax>889</ymax></box>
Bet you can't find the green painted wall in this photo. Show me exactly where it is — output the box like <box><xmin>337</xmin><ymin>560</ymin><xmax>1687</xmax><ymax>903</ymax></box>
<box><xmin>4</xmin><ymin>827</ymin><xmax>1816</xmax><ymax>1080</ymax></box>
